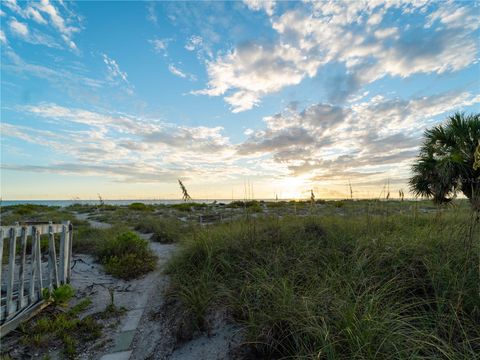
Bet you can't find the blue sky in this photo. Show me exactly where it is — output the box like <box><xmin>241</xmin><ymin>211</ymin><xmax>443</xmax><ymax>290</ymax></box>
<box><xmin>1</xmin><ymin>0</ymin><xmax>479</xmax><ymax>200</ymax></box>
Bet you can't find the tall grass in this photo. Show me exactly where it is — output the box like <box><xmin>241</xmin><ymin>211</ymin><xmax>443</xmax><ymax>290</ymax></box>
<box><xmin>166</xmin><ymin>203</ymin><xmax>480</xmax><ymax>358</ymax></box>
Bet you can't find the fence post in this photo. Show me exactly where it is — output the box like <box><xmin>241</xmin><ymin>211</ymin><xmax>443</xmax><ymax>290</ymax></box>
<box><xmin>0</xmin><ymin>229</ymin><xmax>4</xmax><ymax>323</ymax></box>
<box><xmin>48</xmin><ymin>223</ymin><xmax>59</xmax><ymax>290</ymax></box>
<box><xmin>67</xmin><ymin>222</ymin><xmax>73</xmax><ymax>283</ymax></box>
<box><xmin>59</xmin><ymin>222</ymin><xmax>67</xmax><ymax>284</ymax></box>
<box><xmin>6</xmin><ymin>227</ymin><xmax>17</xmax><ymax>318</ymax></box>
<box><xmin>29</xmin><ymin>227</ymin><xmax>37</xmax><ymax>304</ymax></box>
<box><xmin>18</xmin><ymin>227</ymin><xmax>28</xmax><ymax>309</ymax></box>
<box><xmin>35</xmin><ymin>228</ymin><xmax>43</xmax><ymax>298</ymax></box>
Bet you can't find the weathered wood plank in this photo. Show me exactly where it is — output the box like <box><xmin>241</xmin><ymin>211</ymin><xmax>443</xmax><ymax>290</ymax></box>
<box><xmin>28</xmin><ymin>227</ymin><xmax>38</xmax><ymax>304</ymax></box>
<box><xmin>0</xmin><ymin>229</ymin><xmax>4</xmax><ymax>323</ymax></box>
<box><xmin>18</xmin><ymin>227</ymin><xmax>28</xmax><ymax>309</ymax></box>
<box><xmin>6</xmin><ymin>228</ymin><xmax>17</xmax><ymax>319</ymax></box>
<box><xmin>0</xmin><ymin>224</ymin><xmax>63</xmax><ymax>239</ymax></box>
<box><xmin>48</xmin><ymin>225</ymin><xmax>59</xmax><ymax>290</ymax></box>
<box><xmin>67</xmin><ymin>222</ymin><xmax>73</xmax><ymax>282</ymax></box>
<box><xmin>35</xmin><ymin>229</ymin><xmax>43</xmax><ymax>297</ymax></box>
<box><xmin>59</xmin><ymin>224</ymin><xmax>66</xmax><ymax>284</ymax></box>
<box><xmin>0</xmin><ymin>299</ymin><xmax>51</xmax><ymax>338</ymax></box>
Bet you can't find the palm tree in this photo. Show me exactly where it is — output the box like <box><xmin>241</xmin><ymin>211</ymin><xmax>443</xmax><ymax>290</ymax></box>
<box><xmin>474</xmin><ymin>141</ymin><xmax>480</xmax><ymax>170</ymax></box>
<box><xmin>409</xmin><ymin>112</ymin><xmax>480</xmax><ymax>210</ymax></box>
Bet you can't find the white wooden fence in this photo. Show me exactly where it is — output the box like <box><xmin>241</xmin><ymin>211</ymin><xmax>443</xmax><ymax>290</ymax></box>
<box><xmin>0</xmin><ymin>221</ymin><xmax>73</xmax><ymax>337</ymax></box>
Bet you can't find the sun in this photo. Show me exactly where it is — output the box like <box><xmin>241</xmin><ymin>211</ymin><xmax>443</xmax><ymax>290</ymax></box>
<box><xmin>277</xmin><ymin>177</ymin><xmax>308</xmax><ymax>200</ymax></box>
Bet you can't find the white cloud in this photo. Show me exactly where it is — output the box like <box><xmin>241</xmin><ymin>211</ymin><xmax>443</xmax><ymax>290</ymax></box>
<box><xmin>7</xmin><ymin>16</ymin><xmax>61</xmax><ymax>47</ymax></box>
<box><xmin>102</xmin><ymin>54</ymin><xmax>129</xmax><ymax>84</ymax></box>
<box><xmin>33</xmin><ymin>0</ymin><xmax>80</xmax><ymax>51</ymax></box>
<box><xmin>185</xmin><ymin>35</ymin><xmax>203</xmax><ymax>51</ymax></box>
<box><xmin>194</xmin><ymin>43</ymin><xmax>320</xmax><ymax>112</ymax></box>
<box><xmin>2</xmin><ymin>103</ymin><xmax>238</xmax><ymax>183</ymax></box>
<box><xmin>243</xmin><ymin>0</ymin><xmax>275</xmax><ymax>16</ymax></box>
<box><xmin>374</xmin><ymin>27</ymin><xmax>398</xmax><ymax>39</ymax></box>
<box><xmin>149</xmin><ymin>38</ymin><xmax>171</xmax><ymax>56</ymax></box>
<box><xmin>237</xmin><ymin>91</ymin><xmax>480</xmax><ymax>185</ymax></box>
<box><xmin>168</xmin><ymin>64</ymin><xmax>187</xmax><ymax>78</ymax></box>
<box><xmin>3</xmin><ymin>0</ymin><xmax>23</xmax><ymax>15</ymax></box>
<box><xmin>146</xmin><ymin>2</ymin><xmax>157</xmax><ymax>24</ymax></box>
<box><xmin>168</xmin><ymin>64</ymin><xmax>197</xmax><ymax>81</ymax></box>
<box><xmin>3</xmin><ymin>89</ymin><xmax>478</xmax><ymax>192</ymax></box>
<box><xmin>0</xmin><ymin>30</ymin><xmax>6</xmax><ymax>44</ymax></box>
<box><xmin>197</xmin><ymin>1</ymin><xmax>479</xmax><ymax>112</ymax></box>
<box><xmin>3</xmin><ymin>0</ymin><xmax>81</xmax><ymax>51</ymax></box>
<box><xmin>9</xmin><ymin>18</ymin><xmax>29</xmax><ymax>37</ymax></box>
<box><xmin>26</xmin><ymin>7</ymin><xmax>47</xmax><ymax>24</ymax></box>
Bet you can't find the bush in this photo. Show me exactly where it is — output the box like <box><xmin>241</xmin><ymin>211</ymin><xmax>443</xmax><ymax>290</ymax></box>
<box><xmin>134</xmin><ymin>217</ymin><xmax>183</xmax><ymax>243</ymax></box>
<box><xmin>226</xmin><ymin>200</ymin><xmax>263</xmax><ymax>212</ymax></box>
<box><xmin>96</xmin><ymin>231</ymin><xmax>156</xmax><ymax>279</ymax></box>
<box><xmin>104</xmin><ymin>253</ymin><xmax>156</xmax><ymax>280</ymax></box>
<box><xmin>128</xmin><ymin>202</ymin><xmax>153</xmax><ymax>211</ymax></box>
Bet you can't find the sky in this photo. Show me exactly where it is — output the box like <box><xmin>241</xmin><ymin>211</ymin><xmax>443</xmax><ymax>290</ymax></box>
<box><xmin>1</xmin><ymin>0</ymin><xmax>479</xmax><ymax>200</ymax></box>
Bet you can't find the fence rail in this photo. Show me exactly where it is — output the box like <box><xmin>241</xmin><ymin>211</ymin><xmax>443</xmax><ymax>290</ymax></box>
<box><xmin>0</xmin><ymin>221</ymin><xmax>73</xmax><ymax>337</ymax></box>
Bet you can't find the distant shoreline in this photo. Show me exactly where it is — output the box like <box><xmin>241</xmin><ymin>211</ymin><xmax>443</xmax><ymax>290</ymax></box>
<box><xmin>1</xmin><ymin>198</ymin><xmax>435</xmax><ymax>207</ymax></box>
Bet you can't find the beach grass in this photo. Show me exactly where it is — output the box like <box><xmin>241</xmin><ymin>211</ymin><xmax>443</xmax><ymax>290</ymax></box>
<box><xmin>166</xmin><ymin>200</ymin><xmax>480</xmax><ymax>358</ymax></box>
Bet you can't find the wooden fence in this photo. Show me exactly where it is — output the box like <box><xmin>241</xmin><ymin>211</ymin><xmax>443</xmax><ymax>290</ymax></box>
<box><xmin>0</xmin><ymin>221</ymin><xmax>73</xmax><ymax>337</ymax></box>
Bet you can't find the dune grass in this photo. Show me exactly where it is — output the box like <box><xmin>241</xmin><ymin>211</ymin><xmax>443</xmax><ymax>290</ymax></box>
<box><xmin>134</xmin><ymin>216</ymin><xmax>184</xmax><ymax>243</ymax></box>
<box><xmin>166</xmin><ymin>201</ymin><xmax>480</xmax><ymax>359</ymax></box>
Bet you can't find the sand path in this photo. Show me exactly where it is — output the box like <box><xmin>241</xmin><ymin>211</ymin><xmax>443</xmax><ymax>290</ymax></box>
<box><xmin>72</xmin><ymin>212</ymin><xmax>240</xmax><ymax>360</ymax></box>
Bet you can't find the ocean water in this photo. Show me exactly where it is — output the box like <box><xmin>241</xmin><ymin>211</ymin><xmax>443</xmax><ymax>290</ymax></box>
<box><xmin>0</xmin><ymin>199</ymin><xmax>272</xmax><ymax>207</ymax></box>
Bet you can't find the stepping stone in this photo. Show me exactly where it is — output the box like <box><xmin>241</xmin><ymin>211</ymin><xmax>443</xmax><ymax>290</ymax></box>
<box><xmin>111</xmin><ymin>330</ymin><xmax>136</xmax><ymax>352</ymax></box>
<box><xmin>121</xmin><ymin>308</ymin><xmax>144</xmax><ymax>332</ymax></box>
<box><xmin>100</xmin><ymin>350</ymin><xmax>132</xmax><ymax>360</ymax></box>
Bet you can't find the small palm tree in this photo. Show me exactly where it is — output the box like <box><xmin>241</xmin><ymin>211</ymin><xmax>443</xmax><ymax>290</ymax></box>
<box><xmin>409</xmin><ymin>112</ymin><xmax>480</xmax><ymax>210</ymax></box>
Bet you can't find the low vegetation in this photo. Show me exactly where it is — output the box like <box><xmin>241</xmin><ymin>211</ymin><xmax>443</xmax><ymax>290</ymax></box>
<box><xmin>134</xmin><ymin>216</ymin><xmax>184</xmax><ymax>243</ymax></box>
<box><xmin>167</xmin><ymin>201</ymin><xmax>479</xmax><ymax>358</ymax></box>
<box><xmin>19</xmin><ymin>298</ymin><xmax>99</xmax><ymax>359</ymax></box>
<box><xmin>96</xmin><ymin>231</ymin><xmax>157</xmax><ymax>279</ymax></box>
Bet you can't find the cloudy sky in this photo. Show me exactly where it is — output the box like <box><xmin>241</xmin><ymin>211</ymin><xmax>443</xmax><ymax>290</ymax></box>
<box><xmin>1</xmin><ymin>0</ymin><xmax>479</xmax><ymax>200</ymax></box>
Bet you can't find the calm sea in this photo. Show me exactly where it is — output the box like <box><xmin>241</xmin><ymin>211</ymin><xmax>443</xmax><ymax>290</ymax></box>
<box><xmin>0</xmin><ymin>199</ymin><xmax>275</xmax><ymax>207</ymax></box>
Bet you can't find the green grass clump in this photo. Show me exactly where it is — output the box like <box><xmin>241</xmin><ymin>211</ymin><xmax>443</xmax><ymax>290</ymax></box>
<box><xmin>167</xmin><ymin>208</ymin><xmax>480</xmax><ymax>358</ymax></box>
<box><xmin>97</xmin><ymin>231</ymin><xmax>157</xmax><ymax>279</ymax></box>
<box><xmin>134</xmin><ymin>217</ymin><xmax>184</xmax><ymax>243</ymax></box>
<box><xmin>128</xmin><ymin>202</ymin><xmax>154</xmax><ymax>211</ymax></box>
<box><xmin>171</xmin><ymin>202</ymin><xmax>207</xmax><ymax>212</ymax></box>
<box><xmin>227</xmin><ymin>200</ymin><xmax>263</xmax><ymax>212</ymax></box>
<box><xmin>42</xmin><ymin>284</ymin><xmax>75</xmax><ymax>306</ymax></box>
<box><xmin>19</xmin><ymin>298</ymin><xmax>101</xmax><ymax>359</ymax></box>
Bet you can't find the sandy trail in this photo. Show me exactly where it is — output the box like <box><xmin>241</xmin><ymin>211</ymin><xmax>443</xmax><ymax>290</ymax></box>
<box><xmin>71</xmin><ymin>212</ymin><xmax>241</xmax><ymax>360</ymax></box>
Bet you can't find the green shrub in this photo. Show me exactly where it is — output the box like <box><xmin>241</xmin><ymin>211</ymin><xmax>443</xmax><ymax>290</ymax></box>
<box><xmin>104</xmin><ymin>253</ymin><xmax>156</xmax><ymax>280</ymax></box>
<box><xmin>128</xmin><ymin>202</ymin><xmax>153</xmax><ymax>211</ymax></box>
<box><xmin>226</xmin><ymin>200</ymin><xmax>263</xmax><ymax>212</ymax></box>
<box><xmin>171</xmin><ymin>202</ymin><xmax>207</xmax><ymax>212</ymax></box>
<box><xmin>97</xmin><ymin>231</ymin><xmax>156</xmax><ymax>279</ymax></box>
<box><xmin>333</xmin><ymin>200</ymin><xmax>344</xmax><ymax>208</ymax></box>
<box><xmin>134</xmin><ymin>217</ymin><xmax>183</xmax><ymax>243</ymax></box>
